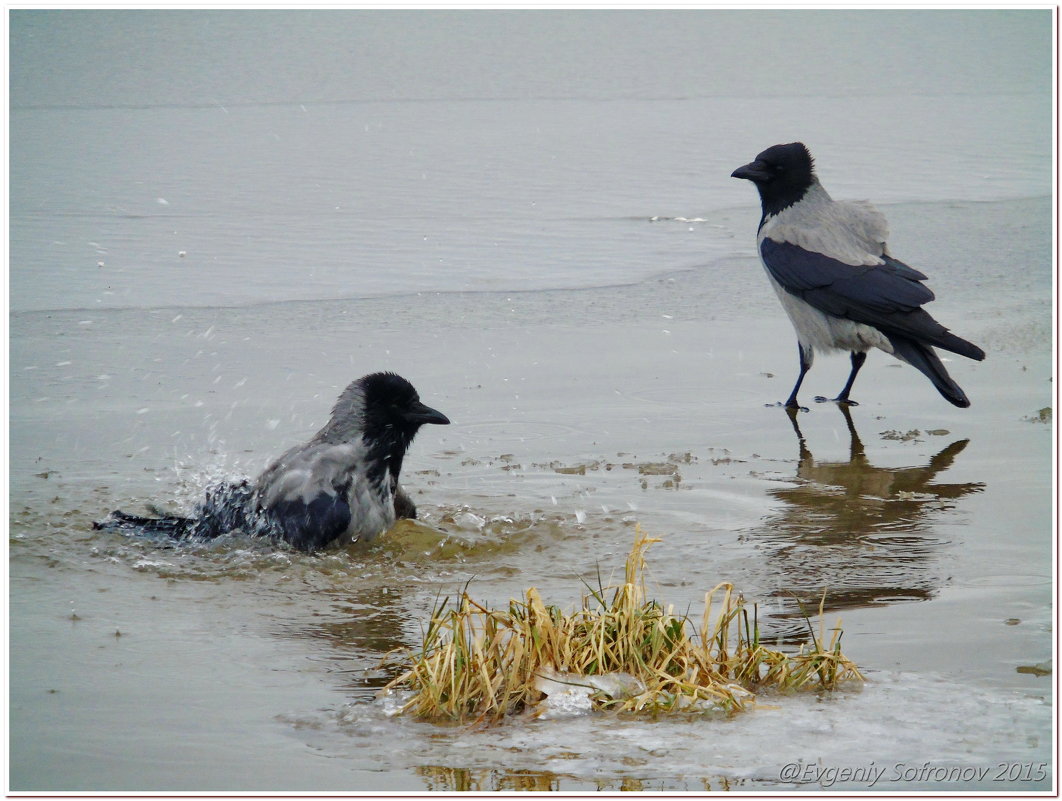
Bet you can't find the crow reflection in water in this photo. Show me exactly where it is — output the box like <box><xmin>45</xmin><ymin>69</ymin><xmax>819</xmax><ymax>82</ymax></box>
<box><xmin>750</xmin><ymin>405</ymin><xmax>984</xmax><ymax>639</ymax></box>
<box><xmin>95</xmin><ymin>372</ymin><xmax>450</xmax><ymax>552</ymax></box>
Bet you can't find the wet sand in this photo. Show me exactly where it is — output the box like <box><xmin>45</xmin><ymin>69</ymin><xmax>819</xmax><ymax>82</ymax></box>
<box><xmin>9</xmin><ymin>196</ymin><xmax>1053</xmax><ymax>791</ymax></box>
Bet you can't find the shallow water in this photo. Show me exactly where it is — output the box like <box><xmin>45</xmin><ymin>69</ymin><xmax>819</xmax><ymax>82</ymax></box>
<box><xmin>9</xmin><ymin>9</ymin><xmax>1055</xmax><ymax>794</ymax></box>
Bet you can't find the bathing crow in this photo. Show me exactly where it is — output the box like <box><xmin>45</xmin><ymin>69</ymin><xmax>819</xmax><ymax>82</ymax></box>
<box><xmin>95</xmin><ymin>372</ymin><xmax>450</xmax><ymax>551</ymax></box>
<box><xmin>731</xmin><ymin>142</ymin><xmax>985</xmax><ymax>409</ymax></box>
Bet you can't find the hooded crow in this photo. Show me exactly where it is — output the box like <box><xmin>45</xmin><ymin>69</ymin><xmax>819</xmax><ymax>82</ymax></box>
<box><xmin>731</xmin><ymin>142</ymin><xmax>985</xmax><ymax>409</ymax></box>
<box><xmin>95</xmin><ymin>372</ymin><xmax>450</xmax><ymax>551</ymax></box>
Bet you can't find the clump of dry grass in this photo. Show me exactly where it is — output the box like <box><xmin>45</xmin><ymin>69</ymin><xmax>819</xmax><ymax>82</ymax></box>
<box><xmin>382</xmin><ymin>528</ymin><xmax>862</xmax><ymax>722</ymax></box>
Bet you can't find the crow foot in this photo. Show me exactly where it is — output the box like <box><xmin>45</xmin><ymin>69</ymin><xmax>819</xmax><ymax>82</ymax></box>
<box><xmin>766</xmin><ymin>401</ymin><xmax>809</xmax><ymax>412</ymax></box>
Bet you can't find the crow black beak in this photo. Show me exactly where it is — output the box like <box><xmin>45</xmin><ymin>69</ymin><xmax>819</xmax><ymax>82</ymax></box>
<box><xmin>405</xmin><ymin>401</ymin><xmax>450</xmax><ymax>426</ymax></box>
<box><xmin>731</xmin><ymin>160</ymin><xmax>770</xmax><ymax>182</ymax></box>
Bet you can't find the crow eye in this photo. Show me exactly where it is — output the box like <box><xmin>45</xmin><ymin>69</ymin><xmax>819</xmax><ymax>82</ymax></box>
<box><xmin>390</xmin><ymin>400</ymin><xmax>416</xmax><ymax>420</ymax></box>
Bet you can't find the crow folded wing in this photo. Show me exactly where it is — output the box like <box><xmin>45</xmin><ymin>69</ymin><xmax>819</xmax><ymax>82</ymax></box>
<box><xmin>759</xmin><ymin>238</ymin><xmax>956</xmax><ymax>344</ymax></box>
<box><xmin>267</xmin><ymin>490</ymin><xmax>352</xmax><ymax>551</ymax></box>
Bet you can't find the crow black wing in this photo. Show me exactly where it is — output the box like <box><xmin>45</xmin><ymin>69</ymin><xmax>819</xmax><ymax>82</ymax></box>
<box><xmin>266</xmin><ymin>491</ymin><xmax>352</xmax><ymax>552</ymax></box>
<box><xmin>760</xmin><ymin>238</ymin><xmax>983</xmax><ymax>359</ymax></box>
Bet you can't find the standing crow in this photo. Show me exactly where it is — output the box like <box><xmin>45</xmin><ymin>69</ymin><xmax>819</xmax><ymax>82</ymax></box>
<box><xmin>95</xmin><ymin>372</ymin><xmax>450</xmax><ymax>551</ymax></box>
<box><xmin>731</xmin><ymin>142</ymin><xmax>984</xmax><ymax>409</ymax></box>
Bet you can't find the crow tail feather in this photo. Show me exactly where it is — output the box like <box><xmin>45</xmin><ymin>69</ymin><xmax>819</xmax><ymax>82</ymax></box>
<box><xmin>93</xmin><ymin>509</ymin><xmax>197</xmax><ymax>536</ymax></box>
<box><xmin>888</xmin><ymin>335</ymin><xmax>972</xmax><ymax>408</ymax></box>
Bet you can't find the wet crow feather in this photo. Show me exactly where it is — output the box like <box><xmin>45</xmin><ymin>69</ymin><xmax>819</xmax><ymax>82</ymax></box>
<box><xmin>95</xmin><ymin>372</ymin><xmax>449</xmax><ymax>551</ymax></box>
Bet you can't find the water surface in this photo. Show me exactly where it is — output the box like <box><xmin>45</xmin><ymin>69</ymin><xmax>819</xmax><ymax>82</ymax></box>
<box><xmin>9</xmin><ymin>9</ymin><xmax>1054</xmax><ymax>793</ymax></box>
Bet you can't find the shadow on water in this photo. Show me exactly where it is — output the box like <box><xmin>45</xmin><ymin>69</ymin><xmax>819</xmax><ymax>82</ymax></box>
<box><xmin>289</xmin><ymin>583</ymin><xmax>416</xmax><ymax>693</ymax></box>
<box><xmin>749</xmin><ymin>405</ymin><xmax>985</xmax><ymax>641</ymax></box>
<box><xmin>417</xmin><ymin>765</ymin><xmax>564</xmax><ymax>793</ymax></box>
<box><xmin>415</xmin><ymin>764</ymin><xmax>743</xmax><ymax>793</ymax></box>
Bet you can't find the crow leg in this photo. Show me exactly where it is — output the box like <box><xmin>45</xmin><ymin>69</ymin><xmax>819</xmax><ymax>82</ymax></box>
<box><xmin>783</xmin><ymin>343</ymin><xmax>812</xmax><ymax>411</ymax></box>
<box><xmin>837</xmin><ymin>351</ymin><xmax>867</xmax><ymax>404</ymax></box>
<box><xmin>816</xmin><ymin>351</ymin><xmax>866</xmax><ymax>405</ymax></box>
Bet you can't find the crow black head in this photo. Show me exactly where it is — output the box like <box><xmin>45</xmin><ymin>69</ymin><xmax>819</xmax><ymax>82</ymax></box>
<box><xmin>322</xmin><ymin>372</ymin><xmax>450</xmax><ymax>488</ymax></box>
<box><xmin>323</xmin><ymin>371</ymin><xmax>450</xmax><ymax>445</ymax></box>
<box><xmin>731</xmin><ymin>142</ymin><xmax>816</xmax><ymax>219</ymax></box>
<box><xmin>362</xmin><ymin>371</ymin><xmax>450</xmax><ymax>430</ymax></box>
